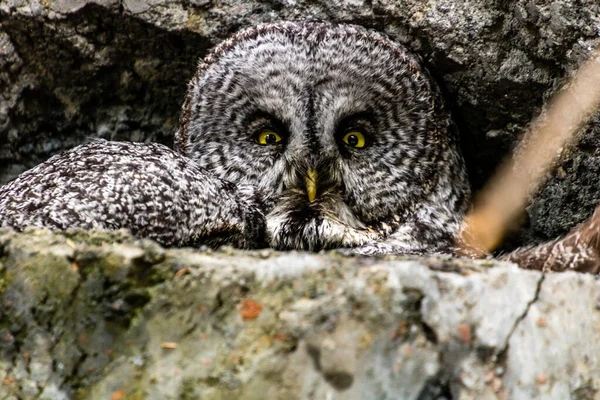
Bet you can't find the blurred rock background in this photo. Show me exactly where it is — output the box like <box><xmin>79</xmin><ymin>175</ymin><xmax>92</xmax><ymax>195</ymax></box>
<box><xmin>1</xmin><ymin>0</ymin><xmax>600</xmax><ymax>248</ymax></box>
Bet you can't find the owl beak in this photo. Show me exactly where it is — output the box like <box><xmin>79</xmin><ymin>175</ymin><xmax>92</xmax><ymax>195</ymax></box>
<box><xmin>306</xmin><ymin>168</ymin><xmax>318</xmax><ymax>203</ymax></box>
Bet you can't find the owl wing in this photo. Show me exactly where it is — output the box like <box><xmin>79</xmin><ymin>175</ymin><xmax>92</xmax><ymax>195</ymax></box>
<box><xmin>500</xmin><ymin>206</ymin><xmax>600</xmax><ymax>273</ymax></box>
<box><xmin>0</xmin><ymin>141</ymin><xmax>267</xmax><ymax>249</ymax></box>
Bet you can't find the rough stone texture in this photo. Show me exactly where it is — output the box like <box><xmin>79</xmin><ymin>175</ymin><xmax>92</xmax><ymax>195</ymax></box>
<box><xmin>1</xmin><ymin>228</ymin><xmax>600</xmax><ymax>399</ymax></box>
<box><xmin>1</xmin><ymin>0</ymin><xmax>600</xmax><ymax>248</ymax></box>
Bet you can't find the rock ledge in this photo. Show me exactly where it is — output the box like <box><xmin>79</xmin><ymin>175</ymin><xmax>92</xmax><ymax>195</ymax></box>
<box><xmin>0</xmin><ymin>229</ymin><xmax>598</xmax><ymax>399</ymax></box>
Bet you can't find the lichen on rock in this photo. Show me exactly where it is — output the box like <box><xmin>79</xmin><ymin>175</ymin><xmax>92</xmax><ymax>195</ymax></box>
<box><xmin>0</xmin><ymin>228</ymin><xmax>599</xmax><ymax>399</ymax></box>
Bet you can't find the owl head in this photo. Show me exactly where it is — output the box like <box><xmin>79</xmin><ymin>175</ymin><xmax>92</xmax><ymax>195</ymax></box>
<box><xmin>176</xmin><ymin>21</ymin><xmax>469</xmax><ymax>252</ymax></box>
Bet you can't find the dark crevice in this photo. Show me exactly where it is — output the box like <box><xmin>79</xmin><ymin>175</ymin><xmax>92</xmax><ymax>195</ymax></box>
<box><xmin>402</xmin><ymin>288</ymin><xmax>439</xmax><ymax>345</ymax></box>
<box><xmin>0</xmin><ymin>4</ymin><xmax>210</xmax><ymax>185</ymax></box>
<box><xmin>421</xmin><ymin>320</ymin><xmax>439</xmax><ymax>345</ymax></box>
<box><xmin>306</xmin><ymin>343</ymin><xmax>354</xmax><ymax>391</ymax></box>
<box><xmin>417</xmin><ymin>373</ymin><xmax>454</xmax><ymax>400</ymax></box>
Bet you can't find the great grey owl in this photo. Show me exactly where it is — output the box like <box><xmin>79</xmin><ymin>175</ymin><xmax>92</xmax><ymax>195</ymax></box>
<box><xmin>0</xmin><ymin>21</ymin><xmax>470</xmax><ymax>256</ymax></box>
<box><xmin>2</xmin><ymin>19</ymin><xmax>598</xmax><ymax>272</ymax></box>
<box><xmin>2</xmin><ymin>19</ymin><xmax>597</xmax><ymax>271</ymax></box>
<box><xmin>175</xmin><ymin>21</ymin><xmax>471</xmax><ymax>254</ymax></box>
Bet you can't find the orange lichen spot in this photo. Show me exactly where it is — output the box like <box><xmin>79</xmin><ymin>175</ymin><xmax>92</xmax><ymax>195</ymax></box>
<box><xmin>230</xmin><ymin>353</ymin><xmax>240</xmax><ymax>363</ymax></box>
<box><xmin>111</xmin><ymin>388</ymin><xmax>126</xmax><ymax>400</ymax></box>
<box><xmin>272</xmin><ymin>333</ymin><xmax>288</xmax><ymax>343</ymax></box>
<box><xmin>2</xmin><ymin>376</ymin><xmax>14</xmax><ymax>385</ymax></box>
<box><xmin>536</xmin><ymin>373</ymin><xmax>548</xmax><ymax>384</ymax></box>
<box><xmin>79</xmin><ymin>334</ymin><xmax>87</xmax><ymax>345</ymax></box>
<box><xmin>72</xmin><ymin>262</ymin><xmax>79</xmax><ymax>272</ymax></box>
<box><xmin>174</xmin><ymin>368</ymin><xmax>181</xmax><ymax>377</ymax></box>
<box><xmin>161</xmin><ymin>342</ymin><xmax>178</xmax><ymax>349</ymax></box>
<box><xmin>404</xmin><ymin>344</ymin><xmax>413</xmax><ymax>358</ymax></box>
<box><xmin>198</xmin><ymin>304</ymin><xmax>207</xmax><ymax>314</ymax></box>
<box><xmin>203</xmin><ymin>359</ymin><xmax>211</xmax><ymax>366</ymax></box>
<box><xmin>241</xmin><ymin>299</ymin><xmax>263</xmax><ymax>320</ymax></box>
<box><xmin>458</xmin><ymin>323</ymin><xmax>472</xmax><ymax>344</ymax></box>
<box><xmin>498</xmin><ymin>388</ymin><xmax>508</xmax><ymax>400</ymax></box>
<box><xmin>175</xmin><ymin>268</ymin><xmax>189</xmax><ymax>277</ymax></box>
<box><xmin>491</xmin><ymin>377</ymin><xmax>503</xmax><ymax>392</ymax></box>
<box><xmin>250</xmin><ymin>336</ymin><xmax>271</xmax><ymax>352</ymax></box>
<box><xmin>391</xmin><ymin>320</ymin><xmax>409</xmax><ymax>340</ymax></box>
<box><xmin>259</xmin><ymin>336</ymin><xmax>272</xmax><ymax>345</ymax></box>
<box><xmin>536</xmin><ymin>317</ymin><xmax>547</xmax><ymax>327</ymax></box>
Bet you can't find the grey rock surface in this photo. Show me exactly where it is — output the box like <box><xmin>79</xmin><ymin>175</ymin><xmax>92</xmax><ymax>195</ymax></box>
<box><xmin>1</xmin><ymin>228</ymin><xmax>600</xmax><ymax>399</ymax></box>
<box><xmin>0</xmin><ymin>1</ymin><xmax>599</xmax><ymax>246</ymax></box>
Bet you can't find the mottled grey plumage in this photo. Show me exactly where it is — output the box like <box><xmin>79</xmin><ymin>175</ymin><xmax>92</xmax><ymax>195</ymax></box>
<box><xmin>0</xmin><ymin>140</ymin><xmax>265</xmax><ymax>248</ymax></box>
<box><xmin>176</xmin><ymin>21</ymin><xmax>470</xmax><ymax>254</ymax></box>
<box><xmin>0</xmin><ymin>21</ymin><xmax>471</xmax><ymax>254</ymax></box>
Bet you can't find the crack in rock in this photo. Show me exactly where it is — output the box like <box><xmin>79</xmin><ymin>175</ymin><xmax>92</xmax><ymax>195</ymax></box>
<box><xmin>502</xmin><ymin>271</ymin><xmax>545</xmax><ymax>355</ymax></box>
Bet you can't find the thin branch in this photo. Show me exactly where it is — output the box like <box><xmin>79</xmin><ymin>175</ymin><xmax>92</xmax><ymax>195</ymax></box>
<box><xmin>458</xmin><ymin>46</ymin><xmax>600</xmax><ymax>257</ymax></box>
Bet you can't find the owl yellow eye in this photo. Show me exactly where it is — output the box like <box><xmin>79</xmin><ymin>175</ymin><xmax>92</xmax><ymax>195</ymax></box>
<box><xmin>257</xmin><ymin>131</ymin><xmax>282</xmax><ymax>145</ymax></box>
<box><xmin>342</xmin><ymin>131</ymin><xmax>366</xmax><ymax>148</ymax></box>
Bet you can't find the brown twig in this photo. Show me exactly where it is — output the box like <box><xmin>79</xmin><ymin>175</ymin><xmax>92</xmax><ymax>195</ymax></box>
<box><xmin>458</xmin><ymin>46</ymin><xmax>600</xmax><ymax>257</ymax></box>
